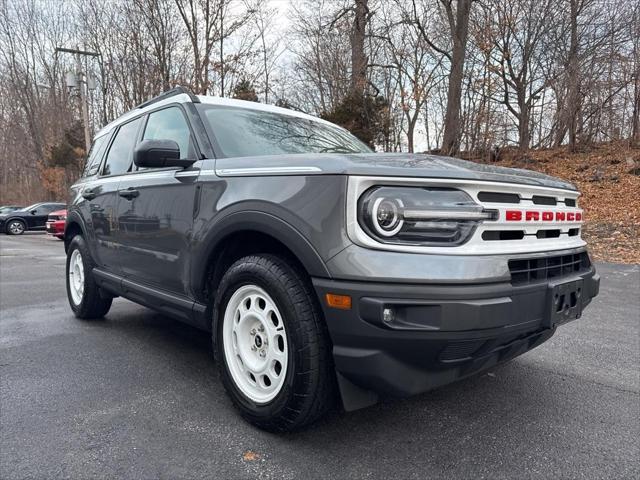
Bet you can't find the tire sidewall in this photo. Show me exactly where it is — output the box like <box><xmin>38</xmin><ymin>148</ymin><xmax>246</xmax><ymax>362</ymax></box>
<box><xmin>215</xmin><ymin>263</ymin><xmax>302</xmax><ymax>421</ymax></box>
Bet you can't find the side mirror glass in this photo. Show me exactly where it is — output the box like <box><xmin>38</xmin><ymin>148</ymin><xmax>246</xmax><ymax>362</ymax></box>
<box><xmin>133</xmin><ymin>139</ymin><xmax>196</xmax><ymax>169</ymax></box>
<box><xmin>30</xmin><ymin>210</ymin><xmax>37</xmax><ymax>215</ymax></box>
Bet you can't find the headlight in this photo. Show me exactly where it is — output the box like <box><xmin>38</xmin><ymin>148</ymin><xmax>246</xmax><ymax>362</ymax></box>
<box><xmin>358</xmin><ymin>186</ymin><xmax>496</xmax><ymax>246</ymax></box>
<box><xmin>60</xmin><ymin>215</ymin><xmax>67</xmax><ymax>221</ymax></box>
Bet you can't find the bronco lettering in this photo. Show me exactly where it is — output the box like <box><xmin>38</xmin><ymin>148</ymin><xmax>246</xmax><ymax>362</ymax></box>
<box><xmin>505</xmin><ymin>210</ymin><xmax>583</xmax><ymax>222</ymax></box>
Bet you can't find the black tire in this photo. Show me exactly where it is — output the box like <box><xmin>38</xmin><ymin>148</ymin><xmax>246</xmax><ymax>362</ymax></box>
<box><xmin>6</xmin><ymin>219</ymin><xmax>26</xmax><ymax>235</ymax></box>
<box><xmin>66</xmin><ymin>235</ymin><xmax>112</xmax><ymax>319</ymax></box>
<box><xmin>213</xmin><ymin>254</ymin><xmax>335</xmax><ymax>432</ymax></box>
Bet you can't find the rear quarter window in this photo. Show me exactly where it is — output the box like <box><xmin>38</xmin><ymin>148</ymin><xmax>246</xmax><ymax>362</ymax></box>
<box><xmin>83</xmin><ymin>134</ymin><xmax>109</xmax><ymax>177</ymax></box>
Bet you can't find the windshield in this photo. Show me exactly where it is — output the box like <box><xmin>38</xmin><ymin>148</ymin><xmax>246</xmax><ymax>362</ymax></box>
<box><xmin>199</xmin><ymin>105</ymin><xmax>372</xmax><ymax>158</ymax></box>
<box><xmin>21</xmin><ymin>204</ymin><xmax>40</xmax><ymax>211</ymax></box>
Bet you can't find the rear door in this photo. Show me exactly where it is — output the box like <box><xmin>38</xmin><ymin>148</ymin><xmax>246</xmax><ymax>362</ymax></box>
<box><xmin>115</xmin><ymin>105</ymin><xmax>200</xmax><ymax>296</ymax></box>
<box><xmin>88</xmin><ymin>116</ymin><xmax>144</xmax><ymax>272</ymax></box>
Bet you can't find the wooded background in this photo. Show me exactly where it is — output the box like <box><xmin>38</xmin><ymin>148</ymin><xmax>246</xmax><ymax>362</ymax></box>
<box><xmin>0</xmin><ymin>0</ymin><xmax>638</xmax><ymax>204</ymax></box>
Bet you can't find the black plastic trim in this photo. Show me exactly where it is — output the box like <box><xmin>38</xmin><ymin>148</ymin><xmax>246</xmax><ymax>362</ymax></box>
<box><xmin>135</xmin><ymin>86</ymin><xmax>199</xmax><ymax>110</ymax></box>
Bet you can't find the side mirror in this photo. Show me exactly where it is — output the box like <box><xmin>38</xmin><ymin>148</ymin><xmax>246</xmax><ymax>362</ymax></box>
<box><xmin>30</xmin><ymin>210</ymin><xmax>37</xmax><ymax>215</ymax></box>
<box><xmin>133</xmin><ymin>139</ymin><xmax>196</xmax><ymax>169</ymax></box>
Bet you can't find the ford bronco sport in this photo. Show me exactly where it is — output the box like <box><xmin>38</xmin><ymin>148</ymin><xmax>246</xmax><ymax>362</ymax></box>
<box><xmin>65</xmin><ymin>87</ymin><xmax>600</xmax><ymax>431</ymax></box>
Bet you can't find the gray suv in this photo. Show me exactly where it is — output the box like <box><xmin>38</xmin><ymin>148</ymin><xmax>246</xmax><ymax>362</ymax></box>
<box><xmin>65</xmin><ymin>87</ymin><xmax>599</xmax><ymax>431</ymax></box>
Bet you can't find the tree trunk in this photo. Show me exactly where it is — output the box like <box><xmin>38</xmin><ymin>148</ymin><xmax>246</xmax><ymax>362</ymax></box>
<box><xmin>441</xmin><ymin>0</ymin><xmax>472</xmax><ymax>155</ymax></box>
<box><xmin>351</xmin><ymin>0</ymin><xmax>368</xmax><ymax>96</ymax></box>
<box><xmin>633</xmin><ymin>65</ymin><xmax>640</xmax><ymax>145</ymax></box>
<box><xmin>518</xmin><ymin>110</ymin><xmax>530</xmax><ymax>150</ymax></box>
<box><xmin>566</xmin><ymin>0</ymin><xmax>581</xmax><ymax>150</ymax></box>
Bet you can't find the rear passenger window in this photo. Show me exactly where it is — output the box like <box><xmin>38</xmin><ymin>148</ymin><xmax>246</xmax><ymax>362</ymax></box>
<box><xmin>41</xmin><ymin>204</ymin><xmax>61</xmax><ymax>213</ymax></box>
<box><xmin>143</xmin><ymin>107</ymin><xmax>194</xmax><ymax>159</ymax></box>
<box><xmin>103</xmin><ymin>117</ymin><xmax>143</xmax><ymax>176</ymax></box>
<box><xmin>83</xmin><ymin>134</ymin><xmax>109</xmax><ymax>177</ymax></box>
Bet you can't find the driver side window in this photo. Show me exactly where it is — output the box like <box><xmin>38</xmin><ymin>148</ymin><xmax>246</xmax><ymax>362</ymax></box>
<box><xmin>142</xmin><ymin>107</ymin><xmax>194</xmax><ymax>160</ymax></box>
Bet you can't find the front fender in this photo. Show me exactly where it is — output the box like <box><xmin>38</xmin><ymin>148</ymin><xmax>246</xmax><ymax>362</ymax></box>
<box><xmin>190</xmin><ymin>210</ymin><xmax>332</xmax><ymax>303</ymax></box>
<box><xmin>64</xmin><ymin>208</ymin><xmax>89</xmax><ymax>253</ymax></box>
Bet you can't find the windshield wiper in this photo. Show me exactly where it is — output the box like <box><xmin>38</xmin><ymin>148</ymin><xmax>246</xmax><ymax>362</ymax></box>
<box><xmin>318</xmin><ymin>146</ymin><xmax>357</xmax><ymax>153</ymax></box>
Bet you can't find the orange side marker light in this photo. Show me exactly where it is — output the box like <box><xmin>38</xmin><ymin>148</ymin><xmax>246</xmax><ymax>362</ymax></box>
<box><xmin>325</xmin><ymin>293</ymin><xmax>352</xmax><ymax>310</ymax></box>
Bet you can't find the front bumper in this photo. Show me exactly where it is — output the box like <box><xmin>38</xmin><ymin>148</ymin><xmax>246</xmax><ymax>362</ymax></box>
<box><xmin>45</xmin><ymin>221</ymin><xmax>64</xmax><ymax>236</ymax></box>
<box><xmin>312</xmin><ymin>264</ymin><xmax>599</xmax><ymax>401</ymax></box>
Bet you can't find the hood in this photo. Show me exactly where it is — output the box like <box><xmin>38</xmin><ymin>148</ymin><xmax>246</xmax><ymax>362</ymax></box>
<box><xmin>215</xmin><ymin>153</ymin><xmax>577</xmax><ymax>191</ymax></box>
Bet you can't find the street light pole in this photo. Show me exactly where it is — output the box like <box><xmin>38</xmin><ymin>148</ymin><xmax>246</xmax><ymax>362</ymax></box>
<box><xmin>55</xmin><ymin>47</ymin><xmax>99</xmax><ymax>153</ymax></box>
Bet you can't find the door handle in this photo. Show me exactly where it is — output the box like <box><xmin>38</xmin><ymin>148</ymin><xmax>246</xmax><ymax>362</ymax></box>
<box><xmin>82</xmin><ymin>188</ymin><xmax>96</xmax><ymax>200</ymax></box>
<box><xmin>118</xmin><ymin>188</ymin><xmax>139</xmax><ymax>200</ymax></box>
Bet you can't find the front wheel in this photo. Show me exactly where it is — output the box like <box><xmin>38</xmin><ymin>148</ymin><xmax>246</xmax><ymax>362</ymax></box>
<box><xmin>6</xmin><ymin>219</ymin><xmax>25</xmax><ymax>235</ymax></box>
<box><xmin>66</xmin><ymin>235</ymin><xmax>112</xmax><ymax>319</ymax></box>
<box><xmin>214</xmin><ymin>254</ymin><xmax>335</xmax><ymax>432</ymax></box>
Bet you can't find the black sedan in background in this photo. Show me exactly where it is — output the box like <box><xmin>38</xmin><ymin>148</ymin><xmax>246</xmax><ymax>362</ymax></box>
<box><xmin>0</xmin><ymin>202</ymin><xmax>66</xmax><ymax>235</ymax></box>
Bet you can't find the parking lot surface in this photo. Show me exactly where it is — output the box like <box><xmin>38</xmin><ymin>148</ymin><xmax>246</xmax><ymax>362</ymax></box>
<box><xmin>1</xmin><ymin>233</ymin><xmax>639</xmax><ymax>479</ymax></box>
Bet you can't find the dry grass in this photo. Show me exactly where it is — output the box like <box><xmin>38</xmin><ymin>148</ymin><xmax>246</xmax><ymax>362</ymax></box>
<box><xmin>475</xmin><ymin>141</ymin><xmax>640</xmax><ymax>264</ymax></box>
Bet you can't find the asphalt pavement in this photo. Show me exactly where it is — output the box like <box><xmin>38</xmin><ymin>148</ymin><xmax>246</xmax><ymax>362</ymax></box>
<box><xmin>1</xmin><ymin>233</ymin><xmax>639</xmax><ymax>479</ymax></box>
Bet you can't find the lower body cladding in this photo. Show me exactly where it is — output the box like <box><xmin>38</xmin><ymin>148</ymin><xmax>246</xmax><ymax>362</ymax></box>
<box><xmin>312</xmin><ymin>258</ymin><xmax>599</xmax><ymax>411</ymax></box>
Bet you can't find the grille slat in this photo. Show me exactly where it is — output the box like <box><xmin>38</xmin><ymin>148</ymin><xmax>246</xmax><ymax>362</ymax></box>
<box><xmin>508</xmin><ymin>252</ymin><xmax>590</xmax><ymax>285</ymax></box>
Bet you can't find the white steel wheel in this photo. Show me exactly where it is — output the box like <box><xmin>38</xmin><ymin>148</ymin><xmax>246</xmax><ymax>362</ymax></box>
<box><xmin>222</xmin><ymin>284</ymin><xmax>288</xmax><ymax>404</ymax></box>
<box><xmin>68</xmin><ymin>249</ymin><xmax>85</xmax><ymax>306</ymax></box>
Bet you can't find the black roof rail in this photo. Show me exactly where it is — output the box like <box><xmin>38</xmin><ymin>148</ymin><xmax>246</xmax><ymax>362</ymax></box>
<box><xmin>135</xmin><ymin>86</ymin><xmax>200</xmax><ymax>110</ymax></box>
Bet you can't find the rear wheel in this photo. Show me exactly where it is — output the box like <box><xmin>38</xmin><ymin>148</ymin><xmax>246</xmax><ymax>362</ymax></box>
<box><xmin>6</xmin><ymin>219</ymin><xmax>25</xmax><ymax>235</ymax></box>
<box><xmin>214</xmin><ymin>254</ymin><xmax>335</xmax><ymax>432</ymax></box>
<box><xmin>66</xmin><ymin>235</ymin><xmax>112</xmax><ymax>319</ymax></box>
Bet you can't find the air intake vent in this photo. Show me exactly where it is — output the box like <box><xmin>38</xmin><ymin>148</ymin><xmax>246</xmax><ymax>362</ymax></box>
<box><xmin>536</xmin><ymin>229</ymin><xmax>561</xmax><ymax>239</ymax></box>
<box><xmin>477</xmin><ymin>192</ymin><xmax>520</xmax><ymax>203</ymax></box>
<box><xmin>532</xmin><ymin>195</ymin><xmax>557</xmax><ymax>205</ymax></box>
<box><xmin>482</xmin><ymin>230</ymin><xmax>525</xmax><ymax>241</ymax></box>
<box><xmin>508</xmin><ymin>252</ymin><xmax>591</xmax><ymax>285</ymax></box>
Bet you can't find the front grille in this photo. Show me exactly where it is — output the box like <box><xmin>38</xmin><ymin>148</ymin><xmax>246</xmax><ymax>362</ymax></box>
<box><xmin>48</xmin><ymin>215</ymin><xmax>60</xmax><ymax>220</ymax></box>
<box><xmin>508</xmin><ymin>252</ymin><xmax>591</xmax><ymax>285</ymax></box>
<box><xmin>439</xmin><ymin>340</ymin><xmax>485</xmax><ymax>362</ymax></box>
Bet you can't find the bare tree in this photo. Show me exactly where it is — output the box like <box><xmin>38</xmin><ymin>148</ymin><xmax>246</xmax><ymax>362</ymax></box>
<box><xmin>484</xmin><ymin>0</ymin><xmax>558</xmax><ymax>150</ymax></box>
<box><xmin>408</xmin><ymin>0</ymin><xmax>473</xmax><ymax>154</ymax></box>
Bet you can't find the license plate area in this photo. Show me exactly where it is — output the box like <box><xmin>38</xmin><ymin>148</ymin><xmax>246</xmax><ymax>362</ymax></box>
<box><xmin>547</xmin><ymin>278</ymin><xmax>584</xmax><ymax>327</ymax></box>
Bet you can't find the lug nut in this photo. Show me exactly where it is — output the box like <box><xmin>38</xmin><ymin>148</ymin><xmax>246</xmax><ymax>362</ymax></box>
<box><xmin>258</xmin><ymin>325</ymin><xmax>264</xmax><ymax>332</ymax></box>
<box><xmin>260</xmin><ymin>350</ymin><xmax>266</xmax><ymax>357</ymax></box>
<box><xmin>250</xmin><ymin>328</ymin><xmax>256</xmax><ymax>336</ymax></box>
<box><xmin>251</xmin><ymin>345</ymin><xmax>257</xmax><ymax>351</ymax></box>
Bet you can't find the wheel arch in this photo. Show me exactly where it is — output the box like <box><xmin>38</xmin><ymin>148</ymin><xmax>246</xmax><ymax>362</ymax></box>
<box><xmin>4</xmin><ymin>217</ymin><xmax>27</xmax><ymax>233</ymax></box>
<box><xmin>192</xmin><ymin>211</ymin><xmax>331</xmax><ymax>307</ymax></box>
<box><xmin>64</xmin><ymin>210</ymin><xmax>88</xmax><ymax>253</ymax></box>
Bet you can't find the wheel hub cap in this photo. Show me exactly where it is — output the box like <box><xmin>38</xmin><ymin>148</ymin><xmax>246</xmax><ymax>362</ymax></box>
<box><xmin>68</xmin><ymin>249</ymin><xmax>85</xmax><ymax>305</ymax></box>
<box><xmin>222</xmin><ymin>285</ymin><xmax>288</xmax><ymax>404</ymax></box>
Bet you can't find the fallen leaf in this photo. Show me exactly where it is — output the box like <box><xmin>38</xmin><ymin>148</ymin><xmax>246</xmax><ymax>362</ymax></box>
<box><xmin>243</xmin><ymin>451</ymin><xmax>260</xmax><ymax>462</ymax></box>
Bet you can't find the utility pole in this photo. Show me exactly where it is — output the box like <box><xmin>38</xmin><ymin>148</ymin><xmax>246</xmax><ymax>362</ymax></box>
<box><xmin>55</xmin><ymin>47</ymin><xmax>99</xmax><ymax>153</ymax></box>
<box><xmin>220</xmin><ymin>6</ymin><xmax>224</xmax><ymax>97</ymax></box>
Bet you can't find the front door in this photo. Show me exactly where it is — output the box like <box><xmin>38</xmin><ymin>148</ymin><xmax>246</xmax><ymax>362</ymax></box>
<box><xmin>115</xmin><ymin>106</ymin><xmax>200</xmax><ymax>296</ymax></box>
<box><xmin>88</xmin><ymin>116</ymin><xmax>144</xmax><ymax>272</ymax></box>
<box><xmin>25</xmin><ymin>204</ymin><xmax>57</xmax><ymax>229</ymax></box>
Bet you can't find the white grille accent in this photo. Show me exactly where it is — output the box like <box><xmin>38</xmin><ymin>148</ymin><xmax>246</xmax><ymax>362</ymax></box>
<box><xmin>346</xmin><ymin>176</ymin><xmax>585</xmax><ymax>255</ymax></box>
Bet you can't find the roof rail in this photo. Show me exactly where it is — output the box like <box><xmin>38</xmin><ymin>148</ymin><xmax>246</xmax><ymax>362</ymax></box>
<box><xmin>135</xmin><ymin>86</ymin><xmax>200</xmax><ymax>110</ymax></box>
